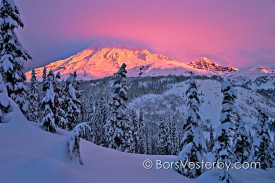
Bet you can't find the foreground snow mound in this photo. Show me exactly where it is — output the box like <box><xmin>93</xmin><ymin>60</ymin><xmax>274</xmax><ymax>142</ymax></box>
<box><xmin>0</xmin><ymin>84</ymin><xmax>25</xmax><ymax>124</ymax></box>
<box><xmin>0</xmin><ymin>102</ymin><xmax>275</xmax><ymax>183</ymax></box>
<box><xmin>0</xmin><ymin>108</ymin><xmax>187</xmax><ymax>183</ymax></box>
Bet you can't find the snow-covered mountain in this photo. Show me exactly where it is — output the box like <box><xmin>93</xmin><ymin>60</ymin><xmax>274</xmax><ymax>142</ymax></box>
<box><xmin>252</xmin><ymin>66</ymin><xmax>275</xmax><ymax>74</ymax></box>
<box><xmin>187</xmin><ymin>57</ymin><xmax>238</xmax><ymax>73</ymax></box>
<box><xmin>25</xmin><ymin>47</ymin><xmax>275</xmax><ymax>91</ymax></box>
<box><xmin>25</xmin><ymin>47</ymin><xmax>238</xmax><ymax>81</ymax></box>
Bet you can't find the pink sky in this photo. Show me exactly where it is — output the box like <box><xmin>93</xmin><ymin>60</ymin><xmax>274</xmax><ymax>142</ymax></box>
<box><xmin>17</xmin><ymin>0</ymin><xmax>275</xmax><ymax>70</ymax></box>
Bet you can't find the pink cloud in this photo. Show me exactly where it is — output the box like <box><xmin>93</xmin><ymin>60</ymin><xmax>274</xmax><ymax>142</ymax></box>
<box><xmin>16</xmin><ymin>0</ymin><xmax>275</xmax><ymax>70</ymax></box>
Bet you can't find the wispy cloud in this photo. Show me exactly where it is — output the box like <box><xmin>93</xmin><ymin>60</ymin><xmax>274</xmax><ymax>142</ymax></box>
<box><xmin>17</xmin><ymin>0</ymin><xmax>275</xmax><ymax>70</ymax></box>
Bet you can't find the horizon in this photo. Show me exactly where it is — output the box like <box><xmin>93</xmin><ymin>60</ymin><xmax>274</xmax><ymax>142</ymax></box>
<box><xmin>16</xmin><ymin>0</ymin><xmax>275</xmax><ymax>70</ymax></box>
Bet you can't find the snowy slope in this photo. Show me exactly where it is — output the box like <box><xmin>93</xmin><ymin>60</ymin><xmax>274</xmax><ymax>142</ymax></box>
<box><xmin>1</xmin><ymin>94</ymin><xmax>275</xmax><ymax>183</ymax></box>
<box><xmin>129</xmin><ymin>79</ymin><xmax>275</xmax><ymax>129</ymax></box>
<box><xmin>226</xmin><ymin>69</ymin><xmax>275</xmax><ymax>90</ymax></box>
<box><xmin>25</xmin><ymin>47</ymin><xmax>237</xmax><ymax>81</ymax></box>
<box><xmin>0</xmin><ymin>103</ymin><xmax>187</xmax><ymax>183</ymax></box>
<box><xmin>0</xmin><ymin>97</ymin><xmax>190</xmax><ymax>183</ymax></box>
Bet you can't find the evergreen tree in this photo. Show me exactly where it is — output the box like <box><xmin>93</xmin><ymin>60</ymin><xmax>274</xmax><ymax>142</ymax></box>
<box><xmin>177</xmin><ymin>72</ymin><xmax>206</xmax><ymax>178</ymax></box>
<box><xmin>0</xmin><ymin>0</ymin><xmax>32</xmax><ymax>115</ymax></box>
<box><xmin>64</xmin><ymin>72</ymin><xmax>82</xmax><ymax>130</ymax></box>
<box><xmin>137</xmin><ymin>109</ymin><xmax>146</xmax><ymax>154</ymax></box>
<box><xmin>68</xmin><ymin>122</ymin><xmax>91</xmax><ymax>165</ymax></box>
<box><xmin>233</xmin><ymin>120</ymin><xmax>250</xmax><ymax>163</ymax></box>
<box><xmin>88</xmin><ymin>92</ymin><xmax>94</xmax><ymax>118</ymax></box>
<box><xmin>41</xmin><ymin>70</ymin><xmax>66</xmax><ymax>132</ymax></box>
<box><xmin>41</xmin><ymin>70</ymin><xmax>56</xmax><ymax>133</ymax></box>
<box><xmin>0</xmin><ymin>74</ymin><xmax>11</xmax><ymax>123</ymax></box>
<box><xmin>54</xmin><ymin>72</ymin><xmax>66</xmax><ymax>128</ymax></box>
<box><xmin>98</xmin><ymin>93</ymin><xmax>108</xmax><ymax>123</ymax></box>
<box><xmin>144</xmin><ymin>124</ymin><xmax>152</xmax><ymax>154</ymax></box>
<box><xmin>157</xmin><ymin>117</ymin><xmax>169</xmax><ymax>155</ymax></box>
<box><xmin>207</xmin><ymin>124</ymin><xmax>215</xmax><ymax>152</ymax></box>
<box><xmin>131</xmin><ymin>109</ymin><xmax>139</xmax><ymax>153</ymax></box>
<box><xmin>104</xmin><ymin>63</ymin><xmax>134</xmax><ymax>152</ymax></box>
<box><xmin>27</xmin><ymin>69</ymin><xmax>39</xmax><ymax>121</ymax></box>
<box><xmin>213</xmin><ymin>78</ymin><xmax>239</xmax><ymax>183</ymax></box>
<box><xmin>273</xmin><ymin>131</ymin><xmax>275</xmax><ymax>167</ymax></box>
<box><xmin>90</xmin><ymin>93</ymin><xmax>108</xmax><ymax>145</ymax></box>
<box><xmin>82</xmin><ymin>91</ymin><xmax>93</xmax><ymax>122</ymax></box>
<box><xmin>90</xmin><ymin>99</ymin><xmax>99</xmax><ymax>143</ymax></box>
<box><xmin>168</xmin><ymin>116</ymin><xmax>178</xmax><ymax>155</ymax></box>
<box><xmin>248</xmin><ymin>130</ymin><xmax>253</xmax><ymax>145</ymax></box>
<box><xmin>249</xmin><ymin>109</ymin><xmax>273</xmax><ymax>169</ymax></box>
<box><xmin>42</xmin><ymin>67</ymin><xmax>47</xmax><ymax>95</ymax></box>
<box><xmin>39</xmin><ymin>67</ymin><xmax>47</xmax><ymax>121</ymax></box>
<box><xmin>42</xmin><ymin>67</ymin><xmax>47</xmax><ymax>83</ymax></box>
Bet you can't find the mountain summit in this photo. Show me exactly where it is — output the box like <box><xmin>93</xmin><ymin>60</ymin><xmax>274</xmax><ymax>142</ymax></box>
<box><xmin>188</xmin><ymin>57</ymin><xmax>238</xmax><ymax>73</ymax></box>
<box><xmin>252</xmin><ymin>66</ymin><xmax>275</xmax><ymax>74</ymax></box>
<box><xmin>26</xmin><ymin>47</ymin><xmax>237</xmax><ymax>80</ymax></box>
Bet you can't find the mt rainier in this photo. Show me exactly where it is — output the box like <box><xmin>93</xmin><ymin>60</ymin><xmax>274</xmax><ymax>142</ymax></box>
<box><xmin>26</xmin><ymin>47</ymin><xmax>240</xmax><ymax>81</ymax></box>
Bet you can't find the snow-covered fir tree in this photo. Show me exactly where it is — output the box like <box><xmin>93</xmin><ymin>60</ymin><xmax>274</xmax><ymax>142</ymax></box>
<box><xmin>137</xmin><ymin>109</ymin><xmax>146</xmax><ymax>154</ymax></box>
<box><xmin>144</xmin><ymin>124</ymin><xmax>152</xmax><ymax>154</ymax></box>
<box><xmin>0</xmin><ymin>0</ymin><xmax>32</xmax><ymax>116</ymax></box>
<box><xmin>168</xmin><ymin>116</ymin><xmax>179</xmax><ymax>155</ymax></box>
<box><xmin>42</xmin><ymin>67</ymin><xmax>47</xmax><ymax>95</ymax></box>
<box><xmin>41</xmin><ymin>70</ymin><xmax>66</xmax><ymax>132</ymax></box>
<box><xmin>54</xmin><ymin>72</ymin><xmax>66</xmax><ymax>128</ymax></box>
<box><xmin>64</xmin><ymin>72</ymin><xmax>82</xmax><ymax>130</ymax></box>
<box><xmin>249</xmin><ymin>108</ymin><xmax>273</xmax><ymax>169</ymax></box>
<box><xmin>89</xmin><ymin>100</ymin><xmax>98</xmax><ymax>143</ymax></box>
<box><xmin>42</xmin><ymin>67</ymin><xmax>47</xmax><ymax>83</ymax></box>
<box><xmin>130</xmin><ymin>109</ymin><xmax>146</xmax><ymax>154</ymax></box>
<box><xmin>273</xmin><ymin>130</ymin><xmax>275</xmax><ymax>157</ymax></box>
<box><xmin>41</xmin><ymin>70</ymin><xmax>56</xmax><ymax>133</ymax></box>
<box><xmin>68</xmin><ymin>122</ymin><xmax>91</xmax><ymax>165</ymax></box>
<box><xmin>233</xmin><ymin>120</ymin><xmax>250</xmax><ymax>163</ymax></box>
<box><xmin>213</xmin><ymin>78</ymin><xmax>239</xmax><ymax>183</ymax></box>
<box><xmin>248</xmin><ymin>130</ymin><xmax>253</xmax><ymax>146</ymax></box>
<box><xmin>207</xmin><ymin>124</ymin><xmax>215</xmax><ymax>152</ymax></box>
<box><xmin>158</xmin><ymin>117</ymin><xmax>170</xmax><ymax>155</ymax></box>
<box><xmin>104</xmin><ymin>63</ymin><xmax>134</xmax><ymax>152</ymax></box>
<box><xmin>177</xmin><ymin>72</ymin><xmax>206</xmax><ymax>178</ymax></box>
<box><xmin>131</xmin><ymin>109</ymin><xmax>139</xmax><ymax>153</ymax></box>
<box><xmin>83</xmin><ymin>91</ymin><xmax>94</xmax><ymax>122</ymax></box>
<box><xmin>131</xmin><ymin>109</ymin><xmax>147</xmax><ymax>154</ymax></box>
<box><xmin>80</xmin><ymin>90</ymin><xmax>93</xmax><ymax>122</ymax></box>
<box><xmin>0</xmin><ymin>74</ymin><xmax>11</xmax><ymax>123</ymax></box>
<box><xmin>90</xmin><ymin>93</ymin><xmax>108</xmax><ymax>145</ymax></box>
<box><xmin>88</xmin><ymin>93</ymin><xmax>94</xmax><ymax>119</ymax></box>
<box><xmin>27</xmin><ymin>69</ymin><xmax>39</xmax><ymax>121</ymax></box>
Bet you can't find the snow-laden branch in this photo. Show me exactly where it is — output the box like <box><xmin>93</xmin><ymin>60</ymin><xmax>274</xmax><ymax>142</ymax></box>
<box><xmin>68</xmin><ymin>122</ymin><xmax>91</xmax><ymax>165</ymax></box>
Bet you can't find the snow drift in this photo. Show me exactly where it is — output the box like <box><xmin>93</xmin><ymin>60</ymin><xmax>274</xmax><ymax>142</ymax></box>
<box><xmin>1</xmin><ymin>96</ymin><xmax>275</xmax><ymax>183</ymax></box>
